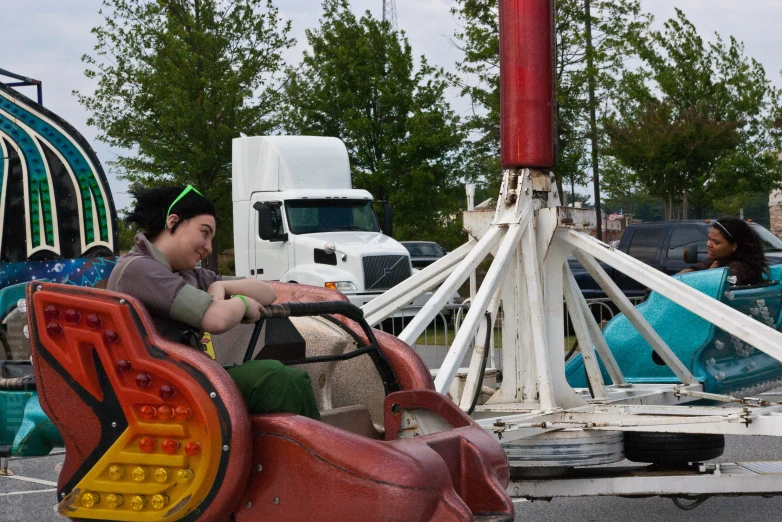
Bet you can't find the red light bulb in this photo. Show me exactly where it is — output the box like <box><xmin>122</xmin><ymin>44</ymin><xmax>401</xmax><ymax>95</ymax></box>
<box><xmin>46</xmin><ymin>322</ymin><xmax>63</xmax><ymax>336</ymax></box>
<box><xmin>64</xmin><ymin>309</ymin><xmax>81</xmax><ymax>323</ymax></box>
<box><xmin>162</xmin><ymin>439</ymin><xmax>179</xmax><ymax>455</ymax></box>
<box><xmin>157</xmin><ymin>405</ymin><xmax>173</xmax><ymax>420</ymax></box>
<box><xmin>159</xmin><ymin>385</ymin><xmax>176</xmax><ymax>400</ymax></box>
<box><xmin>184</xmin><ymin>442</ymin><xmax>201</xmax><ymax>456</ymax></box>
<box><xmin>139</xmin><ymin>437</ymin><xmax>156</xmax><ymax>453</ymax></box>
<box><xmin>86</xmin><ymin>314</ymin><xmax>102</xmax><ymax>328</ymax></box>
<box><xmin>44</xmin><ymin>305</ymin><xmax>61</xmax><ymax>319</ymax></box>
<box><xmin>140</xmin><ymin>406</ymin><xmax>157</xmax><ymax>420</ymax></box>
<box><xmin>136</xmin><ymin>373</ymin><xmax>152</xmax><ymax>388</ymax></box>
<box><xmin>174</xmin><ymin>406</ymin><xmax>192</xmax><ymax>421</ymax></box>
<box><xmin>103</xmin><ymin>330</ymin><xmax>120</xmax><ymax>344</ymax></box>
<box><xmin>116</xmin><ymin>359</ymin><xmax>132</xmax><ymax>373</ymax></box>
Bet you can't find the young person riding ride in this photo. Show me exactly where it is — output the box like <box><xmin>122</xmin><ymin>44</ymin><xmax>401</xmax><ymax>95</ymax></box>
<box><xmin>108</xmin><ymin>186</ymin><xmax>319</xmax><ymax>419</ymax></box>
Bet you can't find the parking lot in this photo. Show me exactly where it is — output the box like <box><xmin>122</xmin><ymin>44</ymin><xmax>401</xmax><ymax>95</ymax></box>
<box><xmin>3</xmin><ymin>434</ymin><xmax>782</xmax><ymax>522</ymax></box>
<box><xmin>4</xmin><ymin>394</ymin><xmax>782</xmax><ymax>521</ymax></box>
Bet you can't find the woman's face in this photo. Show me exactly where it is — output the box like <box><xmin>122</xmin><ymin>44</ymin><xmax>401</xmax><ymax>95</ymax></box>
<box><xmin>169</xmin><ymin>214</ymin><xmax>216</xmax><ymax>271</ymax></box>
<box><xmin>707</xmin><ymin>226</ymin><xmax>737</xmax><ymax>261</ymax></box>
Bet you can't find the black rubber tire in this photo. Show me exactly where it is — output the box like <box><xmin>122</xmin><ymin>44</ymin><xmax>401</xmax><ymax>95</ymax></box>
<box><xmin>624</xmin><ymin>432</ymin><xmax>725</xmax><ymax>466</ymax></box>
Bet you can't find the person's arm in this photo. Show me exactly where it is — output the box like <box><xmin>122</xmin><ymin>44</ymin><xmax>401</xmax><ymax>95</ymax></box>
<box><xmin>201</xmin><ymin>294</ymin><xmax>264</xmax><ymax>334</ymax></box>
<box><xmin>207</xmin><ymin>279</ymin><xmax>277</xmax><ymax>305</ymax></box>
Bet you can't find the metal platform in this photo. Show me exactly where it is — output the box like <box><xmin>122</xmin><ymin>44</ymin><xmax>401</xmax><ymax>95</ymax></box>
<box><xmin>508</xmin><ymin>461</ymin><xmax>782</xmax><ymax>499</ymax></box>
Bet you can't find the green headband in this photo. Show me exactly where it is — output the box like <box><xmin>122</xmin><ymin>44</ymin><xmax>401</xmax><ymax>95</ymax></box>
<box><xmin>166</xmin><ymin>185</ymin><xmax>203</xmax><ymax>227</ymax></box>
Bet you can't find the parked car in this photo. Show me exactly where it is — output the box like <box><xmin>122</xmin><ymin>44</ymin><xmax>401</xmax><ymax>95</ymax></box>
<box><xmin>571</xmin><ymin>220</ymin><xmax>782</xmax><ymax>299</ymax></box>
<box><xmin>401</xmin><ymin>241</ymin><xmax>448</xmax><ymax>269</ymax></box>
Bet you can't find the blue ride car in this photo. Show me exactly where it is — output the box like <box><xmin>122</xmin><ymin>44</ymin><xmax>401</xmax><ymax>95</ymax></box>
<box><xmin>567</xmin><ymin>264</ymin><xmax>782</xmax><ymax>395</ymax></box>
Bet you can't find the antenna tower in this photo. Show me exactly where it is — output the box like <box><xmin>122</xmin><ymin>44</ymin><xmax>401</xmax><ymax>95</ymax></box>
<box><xmin>382</xmin><ymin>0</ymin><xmax>398</xmax><ymax>32</ymax></box>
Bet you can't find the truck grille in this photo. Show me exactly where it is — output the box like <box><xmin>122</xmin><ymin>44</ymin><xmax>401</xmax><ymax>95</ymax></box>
<box><xmin>363</xmin><ymin>255</ymin><xmax>411</xmax><ymax>291</ymax></box>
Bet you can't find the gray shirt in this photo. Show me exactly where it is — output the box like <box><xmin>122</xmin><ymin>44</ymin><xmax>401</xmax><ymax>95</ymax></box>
<box><xmin>107</xmin><ymin>233</ymin><xmax>221</xmax><ymax>342</ymax></box>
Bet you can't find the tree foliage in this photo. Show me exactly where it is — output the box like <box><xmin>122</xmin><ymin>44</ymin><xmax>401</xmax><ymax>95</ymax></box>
<box><xmin>76</xmin><ymin>0</ymin><xmax>294</xmax><ymax>248</ymax></box>
<box><xmin>603</xmin><ymin>9</ymin><xmax>782</xmax><ymax>218</ymax></box>
<box><xmin>281</xmin><ymin>0</ymin><xmax>466</xmax><ymax>248</ymax></box>
<box><xmin>449</xmin><ymin>0</ymin><xmax>650</xmax><ymax>196</ymax></box>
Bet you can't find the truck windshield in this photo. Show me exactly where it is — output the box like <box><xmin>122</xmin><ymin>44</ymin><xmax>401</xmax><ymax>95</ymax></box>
<box><xmin>285</xmin><ymin>199</ymin><xmax>381</xmax><ymax>234</ymax></box>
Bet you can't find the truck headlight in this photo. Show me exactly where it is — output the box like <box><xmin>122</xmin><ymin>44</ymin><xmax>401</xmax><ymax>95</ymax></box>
<box><xmin>325</xmin><ymin>281</ymin><xmax>356</xmax><ymax>292</ymax></box>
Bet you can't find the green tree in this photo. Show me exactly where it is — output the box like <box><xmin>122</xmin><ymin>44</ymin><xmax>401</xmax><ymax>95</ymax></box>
<box><xmin>76</xmin><ymin>0</ymin><xmax>294</xmax><ymax>249</ymax></box>
<box><xmin>449</xmin><ymin>0</ymin><xmax>650</xmax><ymax>197</ymax></box>
<box><xmin>281</xmin><ymin>0</ymin><xmax>466</xmax><ymax>248</ymax></box>
<box><xmin>604</xmin><ymin>9</ymin><xmax>782</xmax><ymax>219</ymax></box>
<box><xmin>116</xmin><ymin>216</ymin><xmax>137</xmax><ymax>253</ymax></box>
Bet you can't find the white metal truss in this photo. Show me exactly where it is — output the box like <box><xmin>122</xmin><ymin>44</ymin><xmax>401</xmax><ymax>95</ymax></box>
<box><xmin>366</xmin><ymin>167</ymin><xmax>782</xmax><ymax>502</ymax></box>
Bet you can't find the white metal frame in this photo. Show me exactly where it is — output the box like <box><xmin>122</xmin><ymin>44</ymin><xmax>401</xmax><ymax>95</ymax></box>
<box><xmin>362</xmin><ymin>168</ymin><xmax>782</xmax><ymax>501</ymax></box>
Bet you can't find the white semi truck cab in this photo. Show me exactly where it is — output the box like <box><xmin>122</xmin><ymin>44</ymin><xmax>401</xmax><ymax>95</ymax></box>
<box><xmin>232</xmin><ymin>136</ymin><xmax>413</xmax><ymax>309</ymax></box>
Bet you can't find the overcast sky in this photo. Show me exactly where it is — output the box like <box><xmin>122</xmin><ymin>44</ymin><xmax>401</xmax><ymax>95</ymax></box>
<box><xmin>4</xmin><ymin>0</ymin><xmax>782</xmax><ymax>211</ymax></box>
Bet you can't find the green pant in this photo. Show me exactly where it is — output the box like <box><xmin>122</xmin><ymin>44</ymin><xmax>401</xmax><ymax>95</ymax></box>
<box><xmin>226</xmin><ymin>360</ymin><xmax>320</xmax><ymax>420</ymax></box>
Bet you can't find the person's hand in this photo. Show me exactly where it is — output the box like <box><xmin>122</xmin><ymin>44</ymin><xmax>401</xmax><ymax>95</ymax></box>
<box><xmin>240</xmin><ymin>296</ymin><xmax>264</xmax><ymax>324</ymax></box>
<box><xmin>677</xmin><ymin>268</ymin><xmax>694</xmax><ymax>275</ymax></box>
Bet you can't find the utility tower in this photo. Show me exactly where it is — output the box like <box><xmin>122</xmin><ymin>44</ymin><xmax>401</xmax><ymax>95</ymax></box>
<box><xmin>382</xmin><ymin>0</ymin><xmax>398</xmax><ymax>31</ymax></box>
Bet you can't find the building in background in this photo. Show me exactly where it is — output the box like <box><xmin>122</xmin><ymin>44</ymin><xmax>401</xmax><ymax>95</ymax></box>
<box><xmin>769</xmin><ymin>154</ymin><xmax>782</xmax><ymax>236</ymax></box>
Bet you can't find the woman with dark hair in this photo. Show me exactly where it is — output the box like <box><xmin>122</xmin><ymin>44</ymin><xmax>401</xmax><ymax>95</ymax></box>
<box><xmin>679</xmin><ymin>218</ymin><xmax>769</xmax><ymax>286</ymax></box>
<box><xmin>108</xmin><ymin>185</ymin><xmax>320</xmax><ymax>419</ymax></box>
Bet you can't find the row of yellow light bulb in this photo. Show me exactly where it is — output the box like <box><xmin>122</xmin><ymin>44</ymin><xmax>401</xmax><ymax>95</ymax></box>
<box><xmin>107</xmin><ymin>464</ymin><xmax>194</xmax><ymax>484</ymax></box>
<box><xmin>80</xmin><ymin>491</ymin><xmax>169</xmax><ymax>511</ymax></box>
<box><xmin>77</xmin><ymin>465</ymin><xmax>195</xmax><ymax>510</ymax></box>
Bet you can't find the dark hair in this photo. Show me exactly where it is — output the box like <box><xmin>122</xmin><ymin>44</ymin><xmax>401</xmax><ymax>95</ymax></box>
<box><xmin>712</xmin><ymin>218</ymin><xmax>769</xmax><ymax>284</ymax></box>
<box><xmin>126</xmin><ymin>186</ymin><xmax>216</xmax><ymax>240</ymax></box>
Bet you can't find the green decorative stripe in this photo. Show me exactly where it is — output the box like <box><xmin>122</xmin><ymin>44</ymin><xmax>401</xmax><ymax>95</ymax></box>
<box><xmin>0</xmin><ymin>93</ymin><xmax>110</xmax><ymax>245</ymax></box>
<box><xmin>0</xmin><ymin>111</ymin><xmax>54</xmax><ymax>250</ymax></box>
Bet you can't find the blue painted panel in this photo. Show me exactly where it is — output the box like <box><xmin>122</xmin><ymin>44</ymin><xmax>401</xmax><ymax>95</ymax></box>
<box><xmin>567</xmin><ymin>264</ymin><xmax>782</xmax><ymax>394</ymax></box>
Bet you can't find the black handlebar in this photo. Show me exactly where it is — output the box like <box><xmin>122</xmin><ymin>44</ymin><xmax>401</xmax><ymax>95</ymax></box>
<box><xmin>243</xmin><ymin>300</ymin><xmax>399</xmax><ymax>395</ymax></box>
<box><xmin>263</xmin><ymin>301</ymin><xmax>364</xmax><ymax>323</ymax></box>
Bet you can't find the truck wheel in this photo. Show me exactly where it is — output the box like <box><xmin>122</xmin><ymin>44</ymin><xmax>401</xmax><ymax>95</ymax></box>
<box><xmin>624</xmin><ymin>432</ymin><xmax>724</xmax><ymax>466</ymax></box>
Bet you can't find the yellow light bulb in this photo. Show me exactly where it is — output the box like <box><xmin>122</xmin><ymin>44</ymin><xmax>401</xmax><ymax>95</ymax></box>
<box><xmin>105</xmin><ymin>494</ymin><xmax>124</xmax><ymax>509</ymax></box>
<box><xmin>132</xmin><ymin>466</ymin><xmax>149</xmax><ymax>482</ymax></box>
<box><xmin>154</xmin><ymin>467</ymin><xmax>170</xmax><ymax>483</ymax></box>
<box><xmin>81</xmin><ymin>492</ymin><xmax>100</xmax><ymax>508</ymax></box>
<box><xmin>150</xmin><ymin>494</ymin><xmax>169</xmax><ymax>510</ymax></box>
<box><xmin>108</xmin><ymin>465</ymin><xmax>125</xmax><ymax>480</ymax></box>
<box><xmin>130</xmin><ymin>495</ymin><xmax>147</xmax><ymax>511</ymax></box>
<box><xmin>176</xmin><ymin>468</ymin><xmax>194</xmax><ymax>483</ymax></box>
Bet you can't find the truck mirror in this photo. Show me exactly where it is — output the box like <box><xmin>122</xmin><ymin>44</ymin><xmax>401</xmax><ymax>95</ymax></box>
<box><xmin>254</xmin><ymin>201</ymin><xmax>288</xmax><ymax>242</ymax></box>
<box><xmin>683</xmin><ymin>244</ymin><xmax>699</xmax><ymax>264</ymax></box>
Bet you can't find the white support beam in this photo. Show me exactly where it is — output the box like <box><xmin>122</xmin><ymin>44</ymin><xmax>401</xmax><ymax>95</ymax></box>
<box><xmin>398</xmin><ymin>226</ymin><xmax>505</xmax><ymax>346</ymax></box>
<box><xmin>562</xmin><ymin>264</ymin><xmax>607</xmax><ymax>398</ymax></box>
<box><xmin>433</xmin><ymin>223</ymin><xmax>523</xmax><ymax>394</ymax></box>
<box><xmin>566</xmin><ymin>229</ymin><xmax>782</xmax><ymax>363</ymax></box>
<box><xmin>571</xmin><ymin>246</ymin><xmax>698</xmax><ymax>385</ymax></box>
<box><xmin>520</xmin><ymin>222</ymin><xmax>556</xmax><ymax>410</ymax></box>
<box><xmin>362</xmin><ymin>240</ymin><xmax>474</xmax><ymax>324</ymax></box>
<box><xmin>459</xmin><ymin>283</ymin><xmax>504</xmax><ymax>411</ymax></box>
<box><xmin>364</xmin><ymin>263</ymin><xmax>456</xmax><ymax>327</ymax></box>
<box><xmin>564</xmin><ymin>265</ymin><xmax>626</xmax><ymax>386</ymax></box>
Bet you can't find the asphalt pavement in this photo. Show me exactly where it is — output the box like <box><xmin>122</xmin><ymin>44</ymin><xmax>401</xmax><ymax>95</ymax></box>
<box><xmin>3</xmin><ymin>434</ymin><xmax>782</xmax><ymax>521</ymax></box>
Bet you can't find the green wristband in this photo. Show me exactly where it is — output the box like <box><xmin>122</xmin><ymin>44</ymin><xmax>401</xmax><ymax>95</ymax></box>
<box><xmin>235</xmin><ymin>295</ymin><xmax>248</xmax><ymax>312</ymax></box>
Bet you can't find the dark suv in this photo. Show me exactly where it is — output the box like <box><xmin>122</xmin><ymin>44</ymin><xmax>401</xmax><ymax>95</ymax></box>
<box><xmin>571</xmin><ymin>220</ymin><xmax>782</xmax><ymax>299</ymax></box>
<box><xmin>400</xmin><ymin>241</ymin><xmax>447</xmax><ymax>269</ymax></box>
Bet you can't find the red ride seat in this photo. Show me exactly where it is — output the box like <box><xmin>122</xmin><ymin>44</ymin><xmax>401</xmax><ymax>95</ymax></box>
<box><xmin>28</xmin><ymin>282</ymin><xmax>513</xmax><ymax>521</ymax></box>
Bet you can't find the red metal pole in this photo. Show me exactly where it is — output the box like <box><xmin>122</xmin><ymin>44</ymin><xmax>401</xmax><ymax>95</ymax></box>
<box><xmin>499</xmin><ymin>0</ymin><xmax>555</xmax><ymax>170</ymax></box>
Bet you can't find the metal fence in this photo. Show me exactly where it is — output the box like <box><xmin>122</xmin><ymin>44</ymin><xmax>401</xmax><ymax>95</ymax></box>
<box><xmin>374</xmin><ymin>296</ymin><xmax>646</xmax><ymax>371</ymax></box>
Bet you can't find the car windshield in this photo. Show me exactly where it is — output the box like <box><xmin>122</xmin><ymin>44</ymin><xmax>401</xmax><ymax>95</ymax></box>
<box><xmin>285</xmin><ymin>199</ymin><xmax>380</xmax><ymax>234</ymax></box>
<box><xmin>751</xmin><ymin>225</ymin><xmax>782</xmax><ymax>252</ymax></box>
<box><xmin>404</xmin><ymin>243</ymin><xmax>444</xmax><ymax>257</ymax></box>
